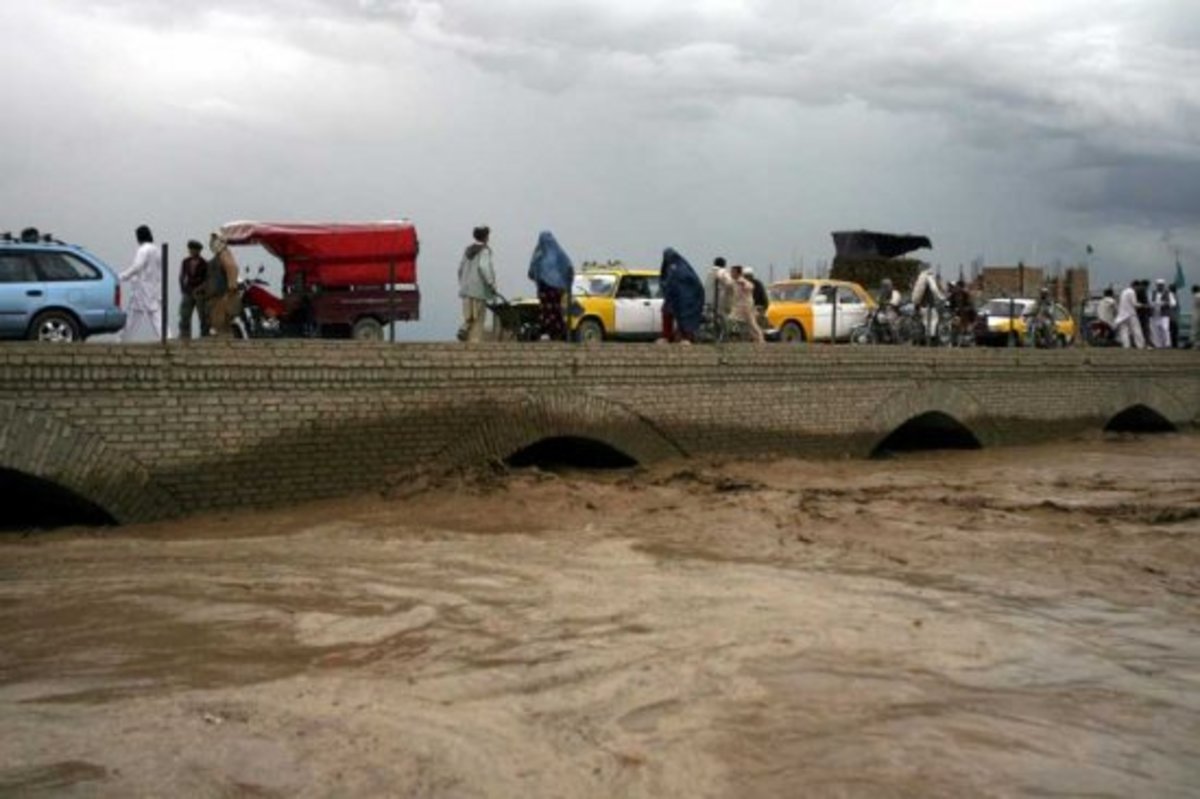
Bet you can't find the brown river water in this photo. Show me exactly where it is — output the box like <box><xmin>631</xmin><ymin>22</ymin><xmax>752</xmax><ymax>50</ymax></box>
<box><xmin>1</xmin><ymin>434</ymin><xmax>1199</xmax><ymax>798</ymax></box>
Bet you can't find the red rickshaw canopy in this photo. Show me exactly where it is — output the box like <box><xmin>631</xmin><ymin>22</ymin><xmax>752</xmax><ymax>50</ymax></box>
<box><xmin>218</xmin><ymin>220</ymin><xmax>419</xmax><ymax>287</ymax></box>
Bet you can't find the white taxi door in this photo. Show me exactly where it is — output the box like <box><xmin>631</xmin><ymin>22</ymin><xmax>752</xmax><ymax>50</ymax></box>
<box><xmin>613</xmin><ymin>276</ymin><xmax>655</xmax><ymax>336</ymax></box>
<box><xmin>811</xmin><ymin>284</ymin><xmax>836</xmax><ymax>340</ymax></box>
<box><xmin>835</xmin><ymin>285</ymin><xmax>868</xmax><ymax>340</ymax></box>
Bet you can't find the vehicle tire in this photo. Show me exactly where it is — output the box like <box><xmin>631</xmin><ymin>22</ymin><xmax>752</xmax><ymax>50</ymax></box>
<box><xmin>576</xmin><ymin>318</ymin><xmax>605</xmax><ymax>343</ymax></box>
<box><xmin>1056</xmin><ymin>334</ymin><xmax>1069</xmax><ymax>349</ymax></box>
<box><xmin>849</xmin><ymin>324</ymin><xmax>873</xmax><ymax>345</ymax></box>
<box><xmin>352</xmin><ymin>317</ymin><xmax>385</xmax><ymax>341</ymax></box>
<box><xmin>27</xmin><ymin>310</ymin><xmax>81</xmax><ymax>343</ymax></box>
<box><xmin>779</xmin><ymin>320</ymin><xmax>806</xmax><ymax>343</ymax></box>
<box><xmin>897</xmin><ymin>317</ymin><xmax>923</xmax><ymax>345</ymax></box>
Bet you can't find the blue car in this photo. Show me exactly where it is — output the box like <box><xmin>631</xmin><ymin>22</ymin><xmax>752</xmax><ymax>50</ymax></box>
<box><xmin>0</xmin><ymin>231</ymin><xmax>126</xmax><ymax>341</ymax></box>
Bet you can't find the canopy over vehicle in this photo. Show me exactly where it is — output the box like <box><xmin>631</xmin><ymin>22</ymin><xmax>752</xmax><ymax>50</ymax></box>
<box><xmin>218</xmin><ymin>220</ymin><xmax>418</xmax><ymax>287</ymax></box>
<box><xmin>832</xmin><ymin>230</ymin><xmax>932</xmax><ymax>260</ymax></box>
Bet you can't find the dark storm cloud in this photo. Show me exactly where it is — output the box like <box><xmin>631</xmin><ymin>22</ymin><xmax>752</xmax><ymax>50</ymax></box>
<box><xmin>6</xmin><ymin>0</ymin><xmax>1200</xmax><ymax>307</ymax></box>
<box><xmin>1065</xmin><ymin>156</ymin><xmax>1200</xmax><ymax>224</ymax></box>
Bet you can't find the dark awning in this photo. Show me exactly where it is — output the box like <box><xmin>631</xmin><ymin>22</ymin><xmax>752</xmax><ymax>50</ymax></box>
<box><xmin>832</xmin><ymin>230</ymin><xmax>932</xmax><ymax>259</ymax></box>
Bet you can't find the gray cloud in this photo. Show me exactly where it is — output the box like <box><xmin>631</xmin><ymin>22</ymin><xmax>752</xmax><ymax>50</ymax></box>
<box><xmin>3</xmin><ymin>0</ymin><xmax>1199</xmax><ymax>339</ymax></box>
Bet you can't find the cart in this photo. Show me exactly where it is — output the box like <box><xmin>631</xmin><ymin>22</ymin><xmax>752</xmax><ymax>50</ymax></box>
<box><xmin>218</xmin><ymin>220</ymin><xmax>421</xmax><ymax>339</ymax></box>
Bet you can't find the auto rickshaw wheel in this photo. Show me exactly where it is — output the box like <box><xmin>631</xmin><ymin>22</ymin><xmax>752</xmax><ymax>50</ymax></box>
<box><xmin>352</xmin><ymin>317</ymin><xmax>385</xmax><ymax>341</ymax></box>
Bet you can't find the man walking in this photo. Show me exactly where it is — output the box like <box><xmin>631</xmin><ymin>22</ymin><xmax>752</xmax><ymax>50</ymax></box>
<box><xmin>458</xmin><ymin>226</ymin><xmax>497</xmax><ymax>342</ymax></box>
<box><xmin>178</xmin><ymin>240</ymin><xmax>208</xmax><ymax>340</ymax></box>
<box><xmin>719</xmin><ymin>264</ymin><xmax>765</xmax><ymax>343</ymax></box>
<box><xmin>119</xmin><ymin>224</ymin><xmax>162</xmax><ymax>342</ymax></box>
<box><xmin>1114</xmin><ymin>282</ymin><xmax>1145</xmax><ymax>349</ymax></box>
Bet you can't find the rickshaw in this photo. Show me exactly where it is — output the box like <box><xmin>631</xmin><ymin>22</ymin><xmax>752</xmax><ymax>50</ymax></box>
<box><xmin>218</xmin><ymin>220</ymin><xmax>420</xmax><ymax>339</ymax></box>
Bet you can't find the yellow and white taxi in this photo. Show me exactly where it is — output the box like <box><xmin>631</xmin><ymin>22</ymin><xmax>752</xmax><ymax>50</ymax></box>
<box><xmin>975</xmin><ymin>298</ymin><xmax>1077</xmax><ymax>346</ymax></box>
<box><xmin>568</xmin><ymin>267</ymin><xmax>663</xmax><ymax>342</ymax></box>
<box><xmin>766</xmin><ymin>279</ymin><xmax>876</xmax><ymax>343</ymax></box>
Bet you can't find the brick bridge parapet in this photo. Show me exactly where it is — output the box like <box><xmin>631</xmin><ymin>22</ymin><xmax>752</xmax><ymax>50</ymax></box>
<box><xmin>0</xmin><ymin>342</ymin><xmax>1195</xmax><ymax>523</ymax></box>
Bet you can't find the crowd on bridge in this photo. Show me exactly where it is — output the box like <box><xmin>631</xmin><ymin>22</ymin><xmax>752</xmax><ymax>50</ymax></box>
<box><xmin>110</xmin><ymin>221</ymin><xmax>1200</xmax><ymax>349</ymax></box>
<box><xmin>454</xmin><ymin>224</ymin><xmax>1200</xmax><ymax>349</ymax></box>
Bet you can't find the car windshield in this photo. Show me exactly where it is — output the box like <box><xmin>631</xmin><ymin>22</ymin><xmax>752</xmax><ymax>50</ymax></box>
<box><xmin>573</xmin><ymin>274</ymin><xmax>617</xmax><ymax>297</ymax></box>
<box><xmin>983</xmin><ymin>299</ymin><xmax>1034</xmax><ymax>316</ymax></box>
<box><xmin>769</xmin><ymin>283</ymin><xmax>814</xmax><ymax>302</ymax></box>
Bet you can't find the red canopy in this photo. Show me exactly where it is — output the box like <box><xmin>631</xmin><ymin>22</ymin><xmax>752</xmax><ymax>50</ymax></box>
<box><xmin>219</xmin><ymin>221</ymin><xmax>418</xmax><ymax>287</ymax></box>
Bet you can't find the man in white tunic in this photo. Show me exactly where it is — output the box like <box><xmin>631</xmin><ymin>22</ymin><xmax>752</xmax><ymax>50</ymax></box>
<box><xmin>119</xmin><ymin>225</ymin><xmax>162</xmax><ymax>342</ymax></box>
<box><xmin>1149</xmin><ymin>278</ymin><xmax>1175</xmax><ymax>349</ymax></box>
<box><xmin>1114</xmin><ymin>282</ymin><xmax>1145</xmax><ymax>349</ymax></box>
<box><xmin>911</xmin><ymin>266</ymin><xmax>945</xmax><ymax>343</ymax></box>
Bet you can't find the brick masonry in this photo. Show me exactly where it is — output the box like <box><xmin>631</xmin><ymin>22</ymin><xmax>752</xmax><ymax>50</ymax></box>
<box><xmin>0</xmin><ymin>341</ymin><xmax>1196</xmax><ymax>523</ymax></box>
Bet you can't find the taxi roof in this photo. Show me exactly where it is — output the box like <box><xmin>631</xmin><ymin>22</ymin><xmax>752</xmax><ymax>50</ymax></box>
<box><xmin>578</xmin><ymin>266</ymin><xmax>658</xmax><ymax>277</ymax></box>
<box><xmin>768</xmin><ymin>277</ymin><xmax>865</xmax><ymax>288</ymax></box>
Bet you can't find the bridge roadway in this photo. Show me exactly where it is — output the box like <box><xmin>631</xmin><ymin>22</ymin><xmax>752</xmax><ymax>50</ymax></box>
<box><xmin>0</xmin><ymin>342</ymin><xmax>1196</xmax><ymax>524</ymax></box>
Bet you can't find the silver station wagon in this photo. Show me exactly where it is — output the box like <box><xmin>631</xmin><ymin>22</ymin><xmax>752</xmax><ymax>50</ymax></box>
<box><xmin>0</xmin><ymin>229</ymin><xmax>126</xmax><ymax>341</ymax></box>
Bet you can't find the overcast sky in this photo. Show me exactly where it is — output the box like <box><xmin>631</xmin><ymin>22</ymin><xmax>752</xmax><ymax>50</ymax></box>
<box><xmin>2</xmin><ymin>0</ymin><xmax>1198</xmax><ymax>338</ymax></box>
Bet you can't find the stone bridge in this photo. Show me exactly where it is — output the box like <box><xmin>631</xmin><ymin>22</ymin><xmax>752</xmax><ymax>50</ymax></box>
<box><xmin>0</xmin><ymin>342</ymin><xmax>1196</xmax><ymax>525</ymax></box>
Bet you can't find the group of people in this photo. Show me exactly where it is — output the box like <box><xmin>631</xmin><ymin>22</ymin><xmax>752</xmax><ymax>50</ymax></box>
<box><xmin>455</xmin><ymin>226</ymin><xmax>768</xmax><ymax>344</ymax></box>
<box><xmin>117</xmin><ymin>225</ymin><xmax>243</xmax><ymax>342</ymax></box>
<box><xmin>1096</xmin><ymin>279</ymin><xmax>1198</xmax><ymax>349</ymax></box>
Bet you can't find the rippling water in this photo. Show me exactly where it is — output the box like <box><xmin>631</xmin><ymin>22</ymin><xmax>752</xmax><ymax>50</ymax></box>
<box><xmin>1</xmin><ymin>435</ymin><xmax>1198</xmax><ymax>797</ymax></box>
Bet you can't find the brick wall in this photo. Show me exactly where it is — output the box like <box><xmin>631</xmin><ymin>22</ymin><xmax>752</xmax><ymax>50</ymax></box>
<box><xmin>0</xmin><ymin>342</ymin><xmax>1196</xmax><ymax>523</ymax></box>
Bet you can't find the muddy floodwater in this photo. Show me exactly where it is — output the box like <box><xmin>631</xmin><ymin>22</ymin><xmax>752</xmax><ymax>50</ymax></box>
<box><xmin>2</xmin><ymin>435</ymin><xmax>1199</xmax><ymax>798</ymax></box>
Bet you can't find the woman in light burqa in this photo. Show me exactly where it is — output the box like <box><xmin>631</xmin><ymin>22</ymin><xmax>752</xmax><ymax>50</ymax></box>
<box><xmin>528</xmin><ymin>231</ymin><xmax>574</xmax><ymax>341</ymax></box>
<box><xmin>660</xmin><ymin>248</ymin><xmax>704</xmax><ymax>343</ymax></box>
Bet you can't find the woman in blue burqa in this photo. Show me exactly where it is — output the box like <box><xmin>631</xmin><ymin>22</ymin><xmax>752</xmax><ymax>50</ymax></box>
<box><xmin>660</xmin><ymin>248</ymin><xmax>704</xmax><ymax>342</ymax></box>
<box><xmin>528</xmin><ymin>231</ymin><xmax>574</xmax><ymax>341</ymax></box>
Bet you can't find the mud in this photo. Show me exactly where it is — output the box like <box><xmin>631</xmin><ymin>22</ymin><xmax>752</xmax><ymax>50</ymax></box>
<box><xmin>1</xmin><ymin>434</ymin><xmax>1199</xmax><ymax>797</ymax></box>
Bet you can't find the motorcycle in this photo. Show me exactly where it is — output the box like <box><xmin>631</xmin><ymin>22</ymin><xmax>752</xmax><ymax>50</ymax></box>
<box><xmin>1084</xmin><ymin>318</ymin><xmax>1117</xmax><ymax>347</ymax></box>
<box><xmin>893</xmin><ymin>301</ymin><xmax>953</xmax><ymax>346</ymax></box>
<box><xmin>232</xmin><ymin>266</ymin><xmax>316</xmax><ymax>339</ymax></box>
<box><xmin>850</xmin><ymin>306</ymin><xmax>899</xmax><ymax>345</ymax></box>
<box><xmin>1024</xmin><ymin>312</ymin><xmax>1061</xmax><ymax>348</ymax></box>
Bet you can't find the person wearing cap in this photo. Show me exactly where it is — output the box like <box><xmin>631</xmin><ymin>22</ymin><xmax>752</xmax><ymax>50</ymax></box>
<box><xmin>119</xmin><ymin>224</ymin><xmax>163</xmax><ymax>342</ymax></box>
<box><xmin>457</xmin><ymin>225</ymin><xmax>497</xmax><ymax>342</ymax></box>
<box><xmin>178</xmin><ymin>240</ymin><xmax>209</xmax><ymax>339</ymax></box>
<box><xmin>206</xmin><ymin>232</ymin><xmax>242</xmax><ymax>338</ymax></box>
<box><xmin>743</xmin><ymin>267</ymin><xmax>769</xmax><ymax>313</ymax></box>
<box><xmin>1149</xmin><ymin>278</ymin><xmax>1175</xmax><ymax>349</ymax></box>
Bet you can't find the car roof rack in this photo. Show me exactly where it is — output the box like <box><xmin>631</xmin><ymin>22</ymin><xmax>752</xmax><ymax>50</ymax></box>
<box><xmin>3</xmin><ymin>227</ymin><xmax>66</xmax><ymax>245</ymax></box>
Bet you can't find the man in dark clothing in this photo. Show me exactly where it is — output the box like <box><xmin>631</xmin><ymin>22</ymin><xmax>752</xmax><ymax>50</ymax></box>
<box><xmin>1134</xmin><ymin>280</ymin><xmax>1152</xmax><ymax>346</ymax></box>
<box><xmin>178</xmin><ymin>240</ymin><xmax>208</xmax><ymax>339</ymax></box>
<box><xmin>744</xmin><ymin>267</ymin><xmax>769</xmax><ymax>312</ymax></box>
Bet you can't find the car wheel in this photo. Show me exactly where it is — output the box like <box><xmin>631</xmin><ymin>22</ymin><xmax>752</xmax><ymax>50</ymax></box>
<box><xmin>352</xmin><ymin>317</ymin><xmax>385</xmax><ymax>341</ymax></box>
<box><xmin>576</xmin><ymin>318</ymin><xmax>605</xmax><ymax>343</ymax></box>
<box><xmin>1056</xmin><ymin>334</ymin><xmax>1068</xmax><ymax>349</ymax></box>
<box><xmin>28</xmin><ymin>310</ymin><xmax>81</xmax><ymax>343</ymax></box>
<box><xmin>779</xmin><ymin>321</ymin><xmax>806</xmax><ymax>343</ymax></box>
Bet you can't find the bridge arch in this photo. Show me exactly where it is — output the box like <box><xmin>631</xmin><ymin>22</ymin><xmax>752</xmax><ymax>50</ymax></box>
<box><xmin>0</xmin><ymin>405</ymin><xmax>174</xmax><ymax>526</ymax></box>
<box><xmin>1103</xmin><ymin>382</ymin><xmax>1193</xmax><ymax>433</ymax></box>
<box><xmin>439</xmin><ymin>392</ymin><xmax>685</xmax><ymax>468</ymax></box>
<box><xmin>861</xmin><ymin>383</ymin><xmax>995</xmax><ymax>457</ymax></box>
